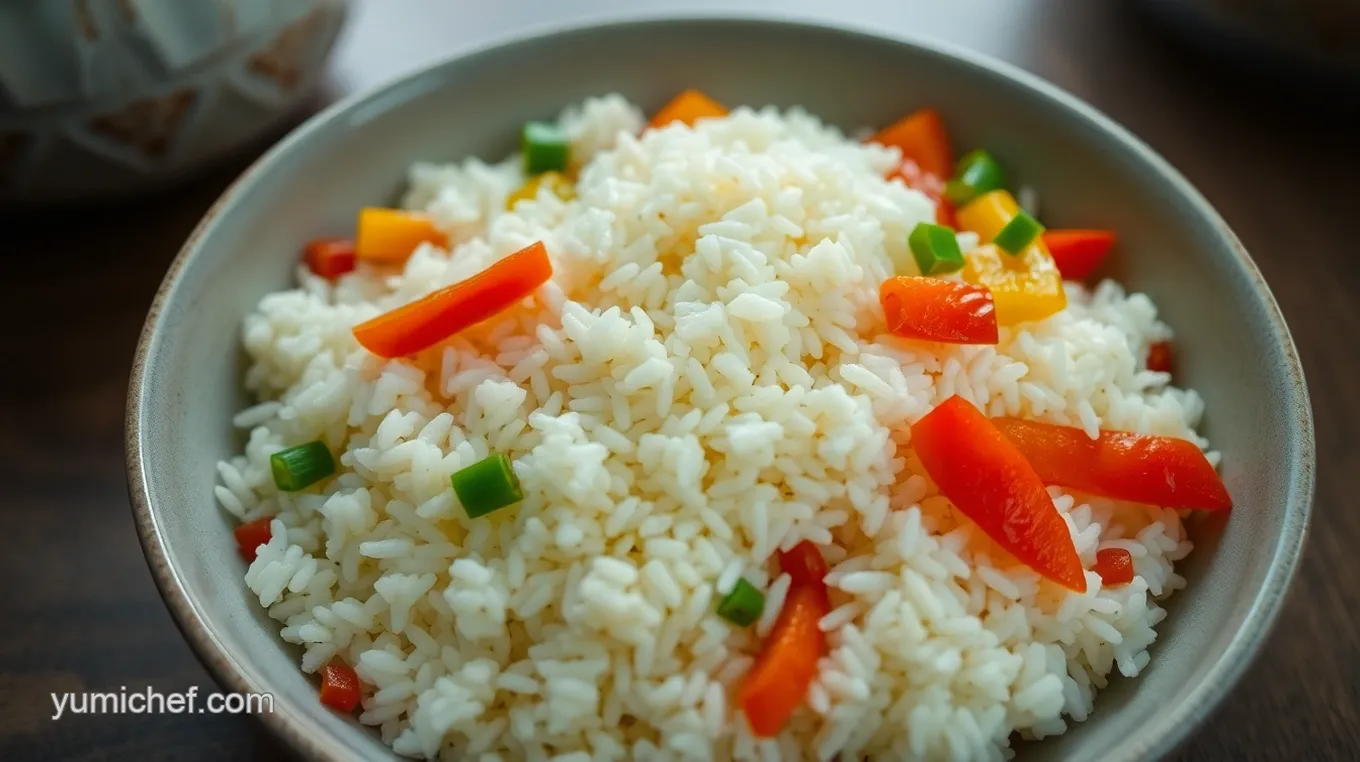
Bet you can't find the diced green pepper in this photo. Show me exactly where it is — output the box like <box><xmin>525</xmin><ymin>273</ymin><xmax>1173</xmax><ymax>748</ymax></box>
<box><xmin>270</xmin><ymin>441</ymin><xmax>335</xmax><ymax>491</ymax></box>
<box><xmin>908</xmin><ymin>221</ymin><xmax>966</xmax><ymax>275</ymax></box>
<box><xmin>522</xmin><ymin>122</ymin><xmax>570</xmax><ymax>175</ymax></box>
<box><xmin>452</xmin><ymin>453</ymin><xmax>524</xmax><ymax>519</ymax></box>
<box><xmin>716</xmin><ymin>578</ymin><xmax>765</xmax><ymax>626</ymax></box>
<box><xmin>944</xmin><ymin>149</ymin><xmax>1007</xmax><ymax>206</ymax></box>
<box><xmin>993</xmin><ymin>211</ymin><xmax>1045</xmax><ymax>255</ymax></box>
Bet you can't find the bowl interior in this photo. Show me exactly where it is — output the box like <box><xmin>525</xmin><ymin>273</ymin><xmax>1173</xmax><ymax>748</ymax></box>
<box><xmin>130</xmin><ymin>17</ymin><xmax>1312</xmax><ymax>762</ymax></box>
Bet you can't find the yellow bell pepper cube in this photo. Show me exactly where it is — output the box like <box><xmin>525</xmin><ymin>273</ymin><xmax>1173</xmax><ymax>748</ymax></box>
<box><xmin>956</xmin><ymin>190</ymin><xmax>1066</xmax><ymax>325</ymax></box>
<box><xmin>505</xmin><ymin>170</ymin><xmax>575</xmax><ymax>210</ymax></box>
<box><xmin>956</xmin><ymin>189</ymin><xmax>1022</xmax><ymax>241</ymax></box>
<box><xmin>962</xmin><ymin>243</ymin><xmax>1066</xmax><ymax>325</ymax></box>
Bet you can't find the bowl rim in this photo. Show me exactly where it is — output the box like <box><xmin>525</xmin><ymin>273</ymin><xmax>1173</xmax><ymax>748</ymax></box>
<box><xmin>126</xmin><ymin>11</ymin><xmax>1315</xmax><ymax>762</ymax></box>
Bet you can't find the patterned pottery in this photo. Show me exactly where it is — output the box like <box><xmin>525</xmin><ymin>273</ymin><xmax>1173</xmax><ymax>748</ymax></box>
<box><xmin>0</xmin><ymin>0</ymin><xmax>349</xmax><ymax>205</ymax></box>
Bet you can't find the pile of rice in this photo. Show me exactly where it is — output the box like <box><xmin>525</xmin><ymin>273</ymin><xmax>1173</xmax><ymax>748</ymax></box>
<box><xmin>216</xmin><ymin>95</ymin><xmax>1214</xmax><ymax>761</ymax></box>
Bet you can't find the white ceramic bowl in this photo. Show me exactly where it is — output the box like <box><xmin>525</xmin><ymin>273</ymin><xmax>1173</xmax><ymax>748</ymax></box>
<box><xmin>128</xmin><ymin>15</ymin><xmax>1313</xmax><ymax>762</ymax></box>
<box><xmin>0</xmin><ymin>0</ymin><xmax>348</xmax><ymax>205</ymax></box>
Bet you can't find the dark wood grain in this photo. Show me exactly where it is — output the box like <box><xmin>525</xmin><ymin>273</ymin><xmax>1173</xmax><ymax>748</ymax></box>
<box><xmin>1</xmin><ymin>1</ymin><xmax>1355</xmax><ymax>760</ymax></box>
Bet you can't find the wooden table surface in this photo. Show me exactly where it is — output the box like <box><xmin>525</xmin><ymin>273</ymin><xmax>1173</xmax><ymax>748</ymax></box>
<box><xmin>2</xmin><ymin>1</ymin><xmax>1356</xmax><ymax>759</ymax></box>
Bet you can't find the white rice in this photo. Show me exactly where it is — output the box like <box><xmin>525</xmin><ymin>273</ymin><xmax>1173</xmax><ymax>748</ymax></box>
<box><xmin>222</xmin><ymin>94</ymin><xmax>1211</xmax><ymax>760</ymax></box>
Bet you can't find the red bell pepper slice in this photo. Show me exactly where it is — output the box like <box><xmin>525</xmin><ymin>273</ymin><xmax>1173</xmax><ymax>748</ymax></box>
<box><xmin>304</xmin><ymin>238</ymin><xmax>357</xmax><ymax>280</ymax></box>
<box><xmin>911</xmin><ymin>396</ymin><xmax>1086</xmax><ymax>592</ymax></box>
<box><xmin>1041</xmin><ymin>229</ymin><xmax>1116</xmax><ymax>281</ymax></box>
<box><xmin>779</xmin><ymin>540</ymin><xmax>829</xmax><ymax>588</ymax></box>
<box><xmin>993</xmin><ymin>418</ymin><xmax>1231</xmax><ymax>510</ymax></box>
<box><xmin>738</xmin><ymin>541</ymin><xmax>834</xmax><ymax>737</ymax></box>
<box><xmin>880</xmin><ymin>276</ymin><xmax>998</xmax><ymax>345</ymax></box>
<box><xmin>738</xmin><ymin>583</ymin><xmax>829</xmax><ymax>737</ymax></box>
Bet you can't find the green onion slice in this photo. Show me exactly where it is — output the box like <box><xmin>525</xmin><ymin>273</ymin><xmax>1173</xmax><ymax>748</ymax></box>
<box><xmin>716</xmin><ymin>578</ymin><xmax>765</xmax><ymax>626</ymax></box>
<box><xmin>452</xmin><ymin>453</ymin><xmax>524</xmax><ymax>519</ymax></box>
<box><xmin>522</xmin><ymin>122</ymin><xmax>570</xmax><ymax>175</ymax></box>
<box><xmin>993</xmin><ymin>211</ymin><xmax>1046</xmax><ymax>255</ymax></box>
<box><xmin>944</xmin><ymin>149</ymin><xmax>1007</xmax><ymax>206</ymax></box>
<box><xmin>270</xmin><ymin>441</ymin><xmax>336</xmax><ymax>492</ymax></box>
<box><xmin>908</xmin><ymin>221</ymin><xmax>966</xmax><ymax>275</ymax></box>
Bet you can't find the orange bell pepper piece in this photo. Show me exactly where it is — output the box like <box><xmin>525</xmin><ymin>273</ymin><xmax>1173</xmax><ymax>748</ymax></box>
<box><xmin>869</xmin><ymin>107</ymin><xmax>952</xmax><ymax>179</ymax></box>
<box><xmin>992</xmin><ymin>418</ymin><xmax>1231</xmax><ymax>510</ymax></box>
<box><xmin>355</xmin><ymin>208</ymin><xmax>449</xmax><ymax>263</ymax></box>
<box><xmin>353</xmin><ymin>241</ymin><xmax>553</xmax><ymax>358</ymax></box>
<box><xmin>880</xmin><ymin>276</ymin><xmax>998</xmax><ymax>345</ymax></box>
<box><xmin>912</xmin><ymin>396</ymin><xmax>1086</xmax><ymax>592</ymax></box>
<box><xmin>649</xmin><ymin>89</ymin><xmax>727</xmax><ymax>129</ymax></box>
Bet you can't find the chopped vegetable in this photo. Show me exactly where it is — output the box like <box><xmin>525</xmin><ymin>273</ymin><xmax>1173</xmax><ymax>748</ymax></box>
<box><xmin>270</xmin><ymin>441</ymin><xmax>335</xmax><ymax>492</ymax></box>
<box><xmin>233</xmin><ymin>517</ymin><xmax>273</xmax><ymax>563</ymax></box>
<box><xmin>944</xmin><ymin>149</ymin><xmax>1007</xmax><ymax>206</ymax></box>
<box><xmin>716</xmin><ymin>578</ymin><xmax>765</xmax><ymax>626</ymax></box>
<box><xmin>353</xmin><ymin>240</ymin><xmax>553</xmax><ymax>358</ymax></box>
<box><xmin>880</xmin><ymin>276</ymin><xmax>998</xmax><ymax>345</ymax></box>
<box><xmin>956</xmin><ymin>189</ymin><xmax>1024</xmax><ymax>242</ymax></box>
<box><xmin>355</xmin><ymin>208</ymin><xmax>448</xmax><ymax>263</ymax></box>
<box><xmin>1042</xmin><ymin>229</ymin><xmax>1116</xmax><ymax>281</ymax></box>
<box><xmin>908</xmin><ymin>222</ymin><xmax>966</xmax><ymax>274</ymax></box>
<box><xmin>304</xmin><ymin>238</ymin><xmax>357</xmax><ymax>280</ymax></box>
<box><xmin>505</xmin><ymin>170</ymin><xmax>575</xmax><ymax>210</ymax></box>
<box><xmin>992</xmin><ymin>418</ymin><xmax>1231</xmax><ymax>510</ymax></box>
<box><xmin>650</xmin><ymin>89</ymin><xmax>727</xmax><ymax>129</ymax></box>
<box><xmin>451</xmin><ymin>453</ymin><xmax>524</xmax><ymax>519</ymax></box>
<box><xmin>1146</xmin><ymin>341</ymin><xmax>1174</xmax><ymax>374</ymax></box>
<box><xmin>891</xmin><ymin>159</ymin><xmax>956</xmax><ymax>227</ymax></box>
<box><xmin>319</xmin><ymin>659</ymin><xmax>361</xmax><ymax>713</ymax></box>
<box><xmin>911</xmin><ymin>396</ymin><xmax>1086</xmax><ymax>592</ymax></box>
<box><xmin>779</xmin><ymin>541</ymin><xmax>829</xmax><ymax>587</ymax></box>
<box><xmin>956</xmin><ymin>190</ymin><xmax>1066</xmax><ymax>325</ymax></box>
<box><xmin>869</xmin><ymin>107</ymin><xmax>952</xmax><ymax>178</ymax></box>
<box><xmin>961</xmin><ymin>243</ymin><xmax>1066</xmax><ymax>325</ymax></box>
<box><xmin>937</xmin><ymin>198</ymin><xmax>958</xmax><ymax>229</ymax></box>
<box><xmin>1093</xmin><ymin>548</ymin><xmax>1135</xmax><ymax>586</ymax></box>
<box><xmin>736</xmin><ymin>541</ymin><xmax>832</xmax><ymax>736</ymax></box>
<box><xmin>522</xmin><ymin>121</ymin><xmax>570</xmax><ymax>174</ymax></box>
<box><xmin>738</xmin><ymin>584</ymin><xmax>829</xmax><ymax>737</ymax></box>
<box><xmin>992</xmin><ymin>211</ymin><xmax>1045</xmax><ymax>255</ymax></box>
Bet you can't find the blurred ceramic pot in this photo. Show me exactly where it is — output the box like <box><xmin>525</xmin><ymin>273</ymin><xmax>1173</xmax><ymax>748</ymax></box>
<box><xmin>1139</xmin><ymin>0</ymin><xmax>1360</xmax><ymax>101</ymax></box>
<box><xmin>0</xmin><ymin>0</ymin><xmax>349</xmax><ymax>205</ymax></box>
